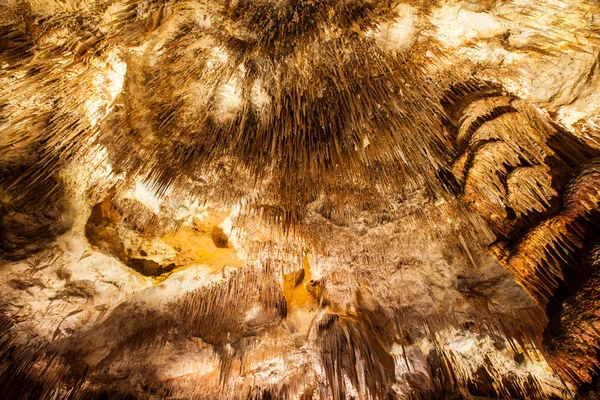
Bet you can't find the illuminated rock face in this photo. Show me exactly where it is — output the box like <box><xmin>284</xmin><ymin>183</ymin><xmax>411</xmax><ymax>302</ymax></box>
<box><xmin>1</xmin><ymin>0</ymin><xmax>599</xmax><ymax>399</ymax></box>
<box><xmin>444</xmin><ymin>84</ymin><xmax>600</xmax><ymax>397</ymax></box>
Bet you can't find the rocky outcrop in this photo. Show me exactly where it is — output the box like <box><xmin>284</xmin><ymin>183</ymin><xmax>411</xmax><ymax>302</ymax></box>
<box><xmin>85</xmin><ymin>190</ymin><xmax>242</xmax><ymax>277</ymax></box>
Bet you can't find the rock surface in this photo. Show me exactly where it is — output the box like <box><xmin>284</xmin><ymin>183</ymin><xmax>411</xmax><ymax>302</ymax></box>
<box><xmin>1</xmin><ymin>0</ymin><xmax>599</xmax><ymax>399</ymax></box>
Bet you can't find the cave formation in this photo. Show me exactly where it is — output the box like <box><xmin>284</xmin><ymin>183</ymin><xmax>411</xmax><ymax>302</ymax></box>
<box><xmin>1</xmin><ymin>0</ymin><xmax>600</xmax><ymax>398</ymax></box>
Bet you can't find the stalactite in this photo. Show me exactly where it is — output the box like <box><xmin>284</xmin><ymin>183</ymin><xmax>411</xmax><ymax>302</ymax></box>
<box><xmin>2</xmin><ymin>0</ymin><xmax>600</xmax><ymax>398</ymax></box>
<box><xmin>445</xmin><ymin>84</ymin><xmax>600</xmax><ymax>396</ymax></box>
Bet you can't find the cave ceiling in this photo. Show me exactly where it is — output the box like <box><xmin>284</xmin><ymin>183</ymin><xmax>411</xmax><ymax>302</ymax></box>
<box><xmin>1</xmin><ymin>0</ymin><xmax>600</xmax><ymax>399</ymax></box>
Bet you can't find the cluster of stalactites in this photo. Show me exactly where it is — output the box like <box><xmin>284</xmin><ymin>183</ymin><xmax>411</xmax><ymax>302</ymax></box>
<box><xmin>444</xmin><ymin>83</ymin><xmax>600</xmax><ymax>391</ymax></box>
<box><xmin>0</xmin><ymin>0</ymin><xmax>470</xmax><ymax>234</ymax></box>
<box><xmin>0</xmin><ymin>259</ymin><xmax>562</xmax><ymax>399</ymax></box>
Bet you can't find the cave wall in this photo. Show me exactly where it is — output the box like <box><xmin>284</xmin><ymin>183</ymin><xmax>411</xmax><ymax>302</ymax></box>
<box><xmin>1</xmin><ymin>0</ymin><xmax>599</xmax><ymax>399</ymax></box>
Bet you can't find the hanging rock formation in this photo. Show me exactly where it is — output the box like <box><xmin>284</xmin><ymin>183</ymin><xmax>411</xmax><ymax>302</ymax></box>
<box><xmin>1</xmin><ymin>0</ymin><xmax>600</xmax><ymax>399</ymax></box>
<box><xmin>444</xmin><ymin>84</ymin><xmax>600</xmax><ymax>396</ymax></box>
